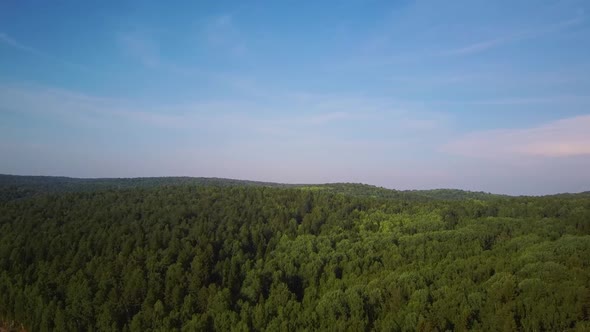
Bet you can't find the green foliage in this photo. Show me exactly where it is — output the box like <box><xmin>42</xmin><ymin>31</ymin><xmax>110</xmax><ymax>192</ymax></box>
<box><xmin>0</xmin><ymin>178</ymin><xmax>589</xmax><ymax>331</ymax></box>
<box><xmin>0</xmin><ymin>174</ymin><xmax>526</xmax><ymax>204</ymax></box>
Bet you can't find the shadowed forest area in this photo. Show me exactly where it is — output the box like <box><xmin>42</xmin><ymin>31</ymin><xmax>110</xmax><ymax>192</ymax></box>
<box><xmin>0</xmin><ymin>176</ymin><xmax>589</xmax><ymax>331</ymax></box>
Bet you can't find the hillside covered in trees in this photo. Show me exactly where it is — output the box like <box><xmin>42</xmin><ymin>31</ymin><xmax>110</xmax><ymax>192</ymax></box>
<box><xmin>0</xmin><ymin>175</ymin><xmax>589</xmax><ymax>331</ymax></box>
<box><xmin>0</xmin><ymin>174</ymin><xmax>503</xmax><ymax>203</ymax></box>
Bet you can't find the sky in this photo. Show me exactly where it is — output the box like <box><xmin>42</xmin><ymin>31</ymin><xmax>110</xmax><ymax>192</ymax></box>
<box><xmin>1</xmin><ymin>0</ymin><xmax>590</xmax><ymax>195</ymax></box>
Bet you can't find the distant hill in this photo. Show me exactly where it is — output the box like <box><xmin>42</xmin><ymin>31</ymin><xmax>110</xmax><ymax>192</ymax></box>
<box><xmin>545</xmin><ymin>191</ymin><xmax>590</xmax><ymax>199</ymax></box>
<box><xmin>0</xmin><ymin>174</ymin><xmax>286</xmax><ymax>202</ymax></box>
<box><xmin>0</xmin><ymin>174</ymin><xmax>280</xmax><ymax>190</ymax></box>
<box><xmin>295</xmin><ymin>183</ymin><xmax>414</xmax><ymax>199</ymax></box>
<box><xmin>0</xmin><ymin>174</ymin><xmax>586</xmax><ymax>203</ymax></box>
<box><xmin>402</xmin><ymin>188</ymin><xmax>506</xmax><ymax>201</ymax></box>
<box><xmin>292</xmin><ymin>183</ymin><xmax>500</xmax><ymax>201</ymax></box>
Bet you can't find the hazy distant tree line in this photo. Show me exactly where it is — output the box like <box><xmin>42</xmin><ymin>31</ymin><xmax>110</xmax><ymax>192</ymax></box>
<box><xmin>0</xmin><ymin>184</ymin><xmax>589</xmax><ymax>331</ymax></box>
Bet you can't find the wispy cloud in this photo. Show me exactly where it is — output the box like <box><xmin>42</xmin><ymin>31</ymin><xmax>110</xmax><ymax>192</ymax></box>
<box><xmin>118</xmin><ymin>29</ymin><xmax>161</xmax><ymax>68</ymax></box>
<box><xmin>115</xmin><ymin>28</ymin><xmax>205</xmax><ymax>77</ymax></box>
<box><xmin>0</xmin><ymin>83</ymin><xmax>266</xmax><ymax>132</ymax></box>
<box><xmin>441</xmin><ymin>16</ymin><xmax>585</xmax><ymax>56</ymax></box>
<box><xmin>436</xmin><ymin>95</ymin><xmax>590</xmax><ymax>106</ymax></box>
<box><xmin>305</xmin><ymin>112</ymin><xmax>352</xmax><ymax>125</ymax></box>
<box><xmin>443</xmin><ymin>114</ymin><xmax>590</xmax><ymax>158</ymax></box>
<box><xmin>0</xmin><ymin>82</ymin><xmax>453</xmax><ymax>183</ymax></box>
<box><xmin>441</xmin><ymin>37</ymin><xmax>508</xmax><ymax>56</ymax></box>
<box><xmin>0</xmin><ymin>32</ymin><xmax>92</xmax><ymax>72</ymax></box>
<box><xmin>0</xmin><ymin>32</ymin><xmax>44</xmax><ymax>56</ymax></box>
<box><xmin>116</xmin><ymin>17</ymin><xmax>247</xmax><ymax>72</ymax></box>
<box><xmin>203</xmin><ymin>14</ymin><xmax>247</xmax><ymax>55</ymax></box>
<box><xmin>0</xmin><ymin>83</ymin><xmax>445</xmax><ymax>139</ymax></box>
<box><xmin>385</xmin><ymin>73</ymin><xmax>475</xmax><ymax>86</ymax></box>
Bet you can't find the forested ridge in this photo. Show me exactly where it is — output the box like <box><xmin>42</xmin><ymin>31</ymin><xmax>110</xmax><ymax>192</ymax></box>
<box><xmin>0</xmin><ymin>176</ymin><xmax>589</xmax><ymax>331</ymax></box>
<box><xmin>0</xmin><ymin>174</ymin><xmax>502</xmax><ymax>203</ymax></box>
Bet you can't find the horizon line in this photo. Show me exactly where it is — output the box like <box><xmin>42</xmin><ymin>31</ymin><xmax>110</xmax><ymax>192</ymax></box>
<box><xmin>2</xmin><ymin>173</ymin><xmax>588</xmax><ymax>197</ymax></box>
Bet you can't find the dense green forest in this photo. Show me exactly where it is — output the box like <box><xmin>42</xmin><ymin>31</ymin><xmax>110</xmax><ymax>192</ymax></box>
<box><xmin>0</xmin><ymin>175</ymin><xmax>589</xmax><ymax>331</ymax></box>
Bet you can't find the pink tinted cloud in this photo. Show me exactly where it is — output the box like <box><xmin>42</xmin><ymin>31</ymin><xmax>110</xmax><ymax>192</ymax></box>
<box><xmin>443</xmin><ymin>115</ymin><xmax>590</xmax><ymax>158</ymax></box>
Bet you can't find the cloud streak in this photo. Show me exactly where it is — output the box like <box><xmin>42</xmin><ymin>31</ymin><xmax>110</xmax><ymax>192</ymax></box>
<box><xmin>442</xmin><ymin>16</ymin><xmax>585</xmax><ymax>56</ymax></box>
<box><xmin>0</xmin><ymin>32</ymin><xmax>94</xmax><ymax>72</ymax></box>
<box><xmin>437</xmin><ymin>95</ymin><xmax>590</xmax><ymax>106</ymax></box>
<box><xmin>441</xmin><ymin>37</ymin><xmax>508</xmax><ymax>56</ymax></box>
<box><xmin>0</xmin><ymin>83</ymin><xmax>441</xmax><ymax>134</ymax></box>
<box><xmin>0</xmin><ymin>32</ymin><xmax>44</xmax><ymax>56</ymax></box>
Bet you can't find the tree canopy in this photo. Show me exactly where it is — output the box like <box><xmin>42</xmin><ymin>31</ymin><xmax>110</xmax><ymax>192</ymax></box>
<box><xmin>0</xmin><ymin>176</ymin><xmax>589</xmax><ymax>331</ymax></box>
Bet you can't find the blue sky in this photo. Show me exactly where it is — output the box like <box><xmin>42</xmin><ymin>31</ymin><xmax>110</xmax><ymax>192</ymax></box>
<box><xmin>1</xmin><ymin>0</ymin><xmax>590</xmax><ymax>194</ymax></box>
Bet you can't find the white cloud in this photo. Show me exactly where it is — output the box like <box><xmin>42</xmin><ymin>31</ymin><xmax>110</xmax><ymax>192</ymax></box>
<box><xmin>443</xmin><ymin>115</ymin><xmax>590</xmax><ymax>158</ymax></box>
